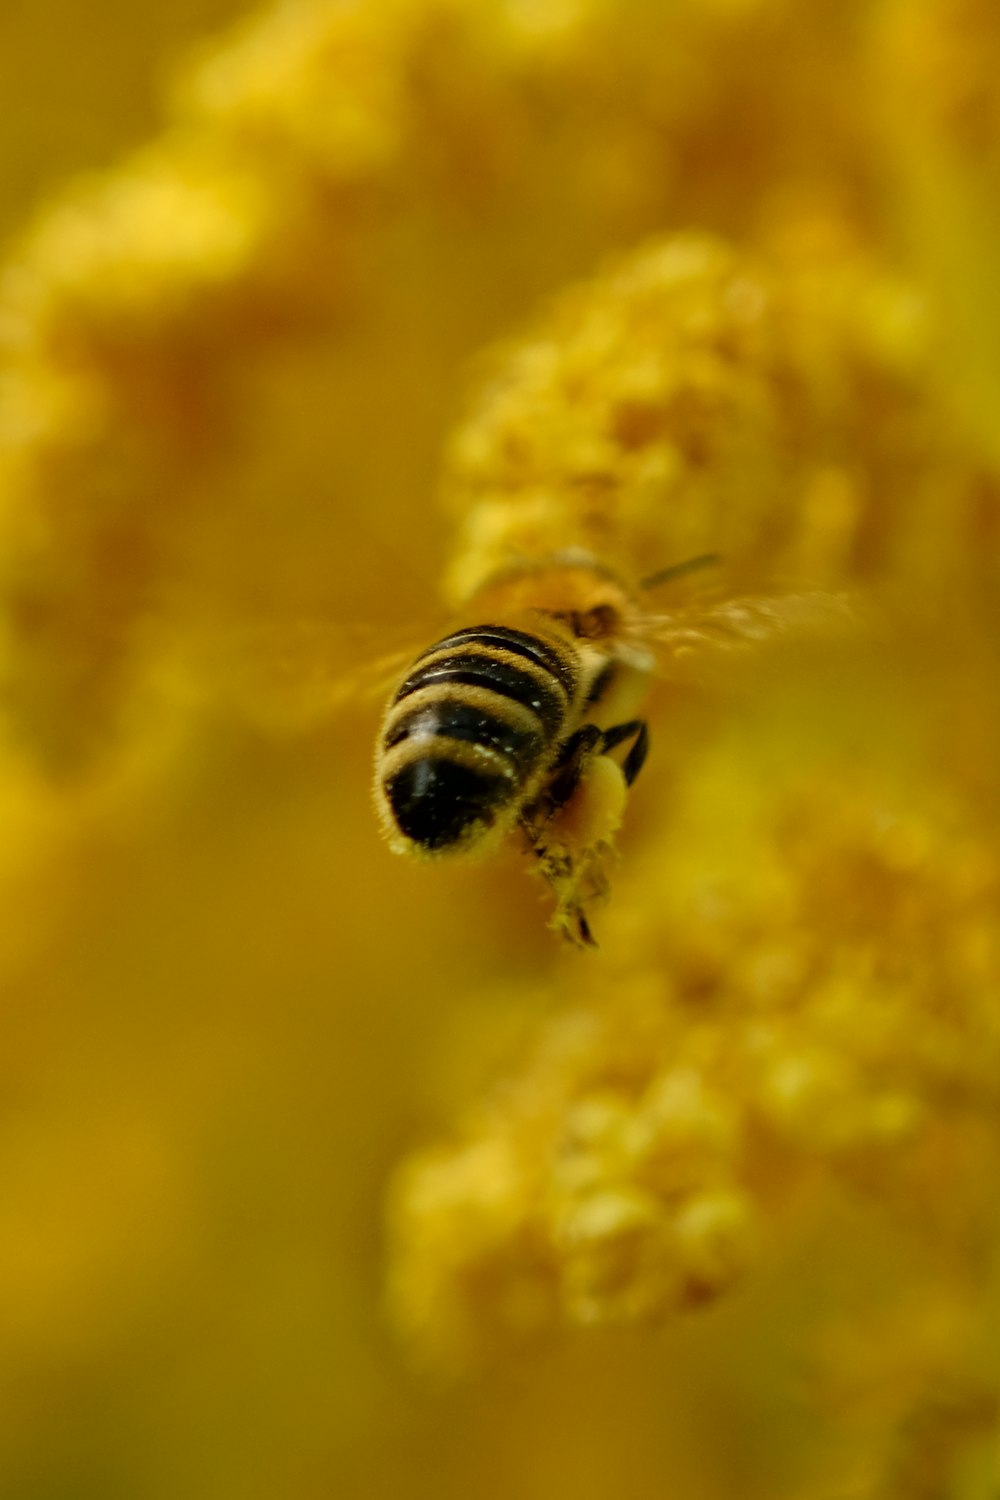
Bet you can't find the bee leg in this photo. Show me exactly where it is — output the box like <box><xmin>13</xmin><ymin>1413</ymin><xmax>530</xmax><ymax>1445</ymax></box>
<box><xmin>520</xmin><ymin>725</ymin><xmax>624</xmax><ymax>950</ymax></box>
<box><xmin>598</xmin><ymin>719</ymin><xmax>649</xmax><ymax>786</ymax></box>
<box><xmin>518</xmin><ymin>724</ymin><xmax>602</xmax><ymax>859</ymax></box>
<box><xmin>543</xmin><ymin>724</ymin><xmax>605</xmax><ymax>813</ymax></box>
<box><xmin>575</xmin><ymin>908</ymin><xmax>596</xmax><ymax>947</ymax></box>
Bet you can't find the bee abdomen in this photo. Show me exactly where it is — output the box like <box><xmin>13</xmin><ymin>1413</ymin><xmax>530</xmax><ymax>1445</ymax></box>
<box><xmin>383</xmin><ymin>752</ymin><xmax>516</xmax><ymax>852</ymax></box>
<box><xmin>409</xmin><ymin>625</ymin><xmax>579</xmax><ymax>702</ymax></box>
<box><xmin>393</xmin><ymin>651</ymin><xmax>566</xmax><ymax>737</ymax></box>
<box><xmin>385</xmin><ymin>699</ymin><xmax>545</xmax><ymax>770</ymax></box>
<box><xmin>379</xmin><ymin>624</ymin><xmax>576</xmax><ymax>853</ymax></box>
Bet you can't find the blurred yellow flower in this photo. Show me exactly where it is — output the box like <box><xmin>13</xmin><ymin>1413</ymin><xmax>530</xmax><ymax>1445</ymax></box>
<box><xmin>0</xmin><ymin>0</ymin><xmax>999</xmax><ymax>1497</ymax></box>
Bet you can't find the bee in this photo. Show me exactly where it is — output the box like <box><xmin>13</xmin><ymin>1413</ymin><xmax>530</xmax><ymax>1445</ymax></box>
<box><xmin>186</xmin><ymin>544</ymin><xmax>845</xmax><ymax>948</ymax></box>
<box><xmin>192</xmin><ymin>547</ymin><xmax>845</xmax><ymax>948</ymax></box>
<box><xmin>374</xmin><ymin>551</ymin><xmax>725</xmax><ymax>946</ymax></box>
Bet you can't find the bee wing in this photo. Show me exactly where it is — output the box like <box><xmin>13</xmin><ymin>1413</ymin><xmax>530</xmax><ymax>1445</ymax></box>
<box><xmin>645</xmin><ymin>589</ymin><xmax>859</xmax><ymax>672</ymax></box>
<box><xmin>161</xmin><ymin>613</ymin><xmax>432</xmax><ymax>734</ymax></box>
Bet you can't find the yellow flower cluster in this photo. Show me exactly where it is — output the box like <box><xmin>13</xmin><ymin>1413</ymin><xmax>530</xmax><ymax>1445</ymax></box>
<box><xmin>0</xmin><ymin>0</ymin><xmax>960</xmax><ymax>768</ymax></box>
<box><xmin>0</xmin><ymin>0</ymin><xmax>999</xmax><ymax>1495</ymax></box>
<box><xmin>383</xmin><ymin>227</ymin><xmax>999</xmax><ymax>1392</ymax></box>
<box><xmin>387</xmin><ymin>725</ymin><xmax>1000</xmax><ymax>1363</ymax></box>
<box><xmin>442</xmin><ymin>229</ymin><xmax>989</xmax><ymax>608</ymax></box>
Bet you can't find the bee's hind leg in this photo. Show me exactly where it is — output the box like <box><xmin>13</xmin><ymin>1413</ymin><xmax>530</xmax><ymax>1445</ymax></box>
<box><xmin>574</xmin><ymin>908</ymin><xmax>596</xmax><ymax>947</ymax></box>
<box><xmin>541</xmin><ymin>724</ymin><xmax>604</xmax><ymax>814</ymax></box>
<box><xmin>532</xmin><ymin>720</ymin><xmax>649</xmax><ymax>820</ymax></box>
<box><xmin>520</xmin><ymin>721</ymin><xmax>646</xmax><ymax>947</ymax></box>
<box><xmin>597</xmin><ymin>719</ymin><xmax>649</xmax><ymax>785</ymax></box>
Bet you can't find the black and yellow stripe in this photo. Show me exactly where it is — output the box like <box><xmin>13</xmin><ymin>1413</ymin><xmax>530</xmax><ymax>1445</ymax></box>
<box><xmin>379</xmin><ymin>623</ymin><xmax>579</xmax><ymax>852</ymax></box>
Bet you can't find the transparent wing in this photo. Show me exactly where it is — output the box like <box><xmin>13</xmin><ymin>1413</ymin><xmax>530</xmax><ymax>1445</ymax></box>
<box><xmin>644</xmin><ymin>589</ymin><xmax>860</xmax><ymax>670</ymax></box>
<box><xmin>159</xmin><ymin>612</ymin><xmax>434</xmax><ymax>734</ymax></box>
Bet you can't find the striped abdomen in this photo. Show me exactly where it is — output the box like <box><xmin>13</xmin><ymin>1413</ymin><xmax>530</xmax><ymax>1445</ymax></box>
<box><xmin>377</xmin><ymin>624</ymin><xmax>579</xmax><ymax>853</ymax></box>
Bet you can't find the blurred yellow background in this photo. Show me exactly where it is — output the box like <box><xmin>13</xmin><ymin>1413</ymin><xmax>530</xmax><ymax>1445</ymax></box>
<box><xmin>0</xmin><ymin>1</ymin><xmax>999</xmax><ymax>1496</ymax></box>
<box><xmin>0</xmin><ymin>0</ymin><xmax>249</xmax><ymax>235</ymax></box>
